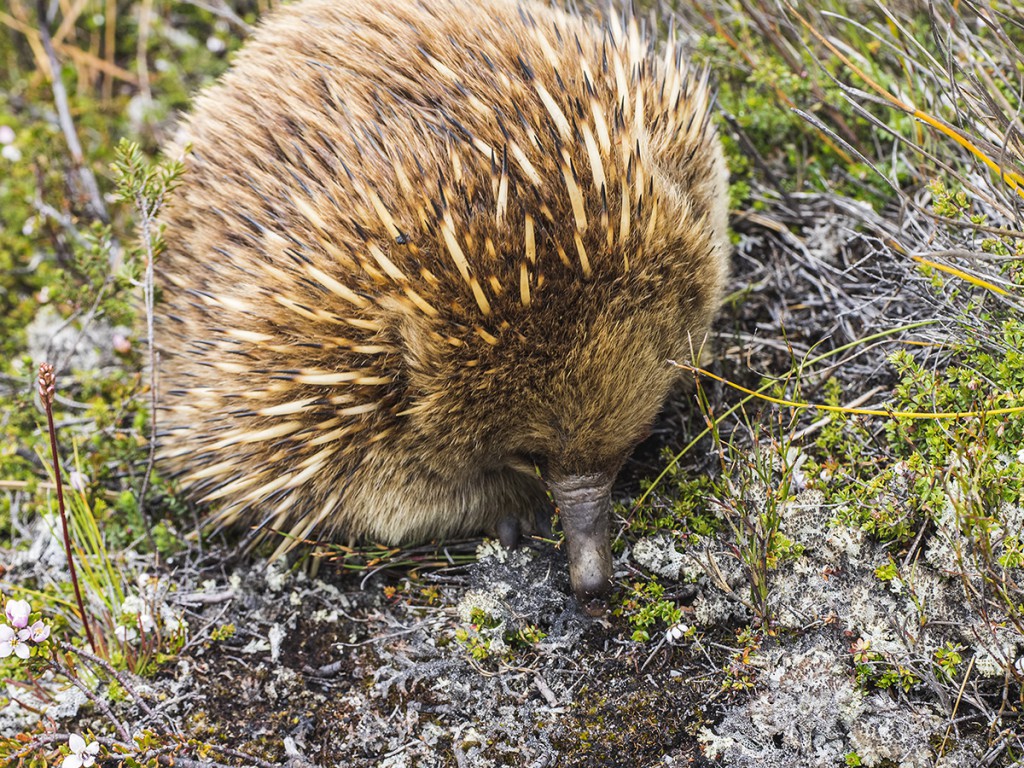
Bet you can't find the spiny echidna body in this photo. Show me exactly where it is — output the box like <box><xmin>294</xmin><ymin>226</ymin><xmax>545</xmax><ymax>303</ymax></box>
<box><xmin>156</xmin><ymin>0</ymin><xmax>729</xmax><ymax>601</ymax></box>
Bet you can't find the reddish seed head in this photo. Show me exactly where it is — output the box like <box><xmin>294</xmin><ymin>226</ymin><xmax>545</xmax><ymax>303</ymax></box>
<box><xmin>37</xmin><ymin>363</ymin><xmax>56</xmax><ymax>406</ymax></box>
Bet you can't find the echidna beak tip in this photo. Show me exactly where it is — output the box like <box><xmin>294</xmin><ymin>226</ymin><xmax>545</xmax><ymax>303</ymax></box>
<box><xmin>549</xmin><ymin>472</ymin><xmax>614</xmax><ymax>604</ymax></box>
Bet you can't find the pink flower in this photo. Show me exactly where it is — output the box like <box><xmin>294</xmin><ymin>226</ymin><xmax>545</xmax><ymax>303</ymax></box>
<box><xmin>5</xmin><ymin>599</ymin><xmax>30</xmax><ymax>629</ymax></box>
<box><xmin>0</xmin><ymin>624</ymin><xmax>31</xmax><ymax>660</ymax></box>
<box><xmin>850</xmin><ymin>637</ymin><xmax>873</xmax><ymax>664</ymax></box>
<box><xmin>112</xmin><ymin>333</ymin><xmax>132</xmax><ymax>355</ymax></box>
<box><xmin>28</xmin><ymin>619</ymin><xmax>50</xmax><ymax>642</ymax></box>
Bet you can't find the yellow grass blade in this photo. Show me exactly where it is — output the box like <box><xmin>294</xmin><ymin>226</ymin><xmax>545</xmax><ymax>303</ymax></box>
<box><xmin>672</xmin><ymin>363</ymin><xmax>1024</xmax><ymax>420</ymax></box>
<box><xmin>911</xmin><ymin>256</ymin><xmax>1012</xmax><ymax>296</ymax></box>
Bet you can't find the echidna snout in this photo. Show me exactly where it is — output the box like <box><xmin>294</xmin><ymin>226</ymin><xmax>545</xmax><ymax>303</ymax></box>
<box><xmin>155</xmin><ymin>0</ymin><xmax>731</xmax><ymax>605</ymax></box>
<box><xmin>549</xmin><ymin>473</ymin><xmax>615</xmax><ymax>601</ymax></box>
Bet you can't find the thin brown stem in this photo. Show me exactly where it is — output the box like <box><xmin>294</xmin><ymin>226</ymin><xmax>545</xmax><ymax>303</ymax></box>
<box><xmin>135</xmin><ymin>193</ymin><xmax>161</xmax><ymax>558</ymax></box>
<box><xmin>60</xmin><ymin>641</ymin><xmax>168</xmax><ymax>732</ymax></box>
<box><xmin>38</xmin><ymin>363</ymin><xmax>98</xmax><ymax>655</ymax></box>
<box><xmin>48</xmin><ymin>658</ymin><xmax>132</xmax><ymax>741</ymax></box>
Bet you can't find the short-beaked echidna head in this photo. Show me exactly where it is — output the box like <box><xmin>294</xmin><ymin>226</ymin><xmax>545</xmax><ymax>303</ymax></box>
<box><xmin>397</xmin><ymin>274</ymin><xmax>719</xmax><ymax>598</ymax></box>
<box><xmin>156</xmin><ymin>0</ymin><xmax>730</xmax><ymax>602</ymax></box>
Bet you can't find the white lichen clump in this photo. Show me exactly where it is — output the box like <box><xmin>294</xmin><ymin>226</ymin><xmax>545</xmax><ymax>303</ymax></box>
<box><xmin>631</xmin><ymin>535</ymin><xmax>689</xmax><ymax>580</ymax></box>
<box><xmin>662</xmin><ymin>469</ymin><xmax>1017</xmax><ymax>766</ymax></box>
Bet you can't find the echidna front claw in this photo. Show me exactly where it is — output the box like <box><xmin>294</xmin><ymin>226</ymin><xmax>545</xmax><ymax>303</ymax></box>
<box><xmin>549</xmin><ymin>473</ymin><xmax>614</xmax><ymax>602</ymax></box>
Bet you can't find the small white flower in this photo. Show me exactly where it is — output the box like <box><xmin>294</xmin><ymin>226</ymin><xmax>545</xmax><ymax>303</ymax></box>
<box><xmin>0</xmin><ymin>125</ymin><xmax>15</xmax><ymax>144</ymax></box>
<box><xmin>665</xmin><ymin>622</ymin><xmax>690</xmax><ymax>644</ymax></box>
<box><xmin>1</xmin><ymin>145</ymin><xmax>22</xmax><ymax>162</ymax></box>
<box><xmin>0</xmin><ymin>624</ymin><xmax>31</xmax><ymax>659</ymax></box>
<box><xmin>138</xmin><ymin>612</ymin><xmax>157</xmax><ymax>634</ymax></box>
<box><xmin>120</xmin><ymin>594</ymin><xmax>158</xmax><ymax>636</ymax></box>
<box><xmin>0</xmin><ymin>625</ymin><xmax>14</xmax><ymax>656</ymax></box>
<box><xmin>121</xmin><ymin>595</ymin><xmax>145</xmax><ymax>615</ymax></box>
<box><xmin>5</xmin><ymin>599</ymin><xmax>30</xmax><ymax>629</ymax></box>
<box><xmin>136</xmin><ymin>572</ymin><xmax>158</xmax><ymax>593</ymax></box>
<box><xmin>28</xmin><ymin>619</ymin><xmax>50</xmax><ymax>642</ymax></box>
<box><xmin>115</xmin><ymin>624</ymin><xmax>138</xmax><ymax>643</ymax></box>
<box><xmin>62</xmin><ymin>734</ymin><xmax>100</xmax><ymax>768</ymax></box>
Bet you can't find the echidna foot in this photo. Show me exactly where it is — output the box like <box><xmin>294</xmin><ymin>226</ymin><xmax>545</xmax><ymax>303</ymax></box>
<box><xmin>496</xmin><ymin>516</ymin><xmax>522</xmax><ymax>549</ymax></box>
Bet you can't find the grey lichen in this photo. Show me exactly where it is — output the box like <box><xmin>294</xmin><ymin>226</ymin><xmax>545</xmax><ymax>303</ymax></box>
<box><xmin>699</xmin><ymin>636</ymin><xmax>943</xmax><ymax>768</ymax></box>
<box><xmin>664</xmin><ymin>461</ymin><xmax>1021</xmax><ymax>766</ymax></box>
<box><xmin>700</xmin><ymin>637</ymin><xmax>862</xmax><ymax>767</ymax></box>
<box><xmin>631</xmin><ymin>534</ymin><xmax>690</xmax><ymax>580</ymax></box>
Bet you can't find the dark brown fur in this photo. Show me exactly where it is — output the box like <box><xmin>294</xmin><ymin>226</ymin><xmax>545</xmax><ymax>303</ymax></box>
<box><xmin>157</xmin><ymin>0</ymin><xmax>730</xmax><ymax>599</ymax></box>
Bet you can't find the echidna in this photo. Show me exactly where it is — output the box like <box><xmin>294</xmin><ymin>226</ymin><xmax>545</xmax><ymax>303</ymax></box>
<box><xmin>156</xmin><ymin>0</ymin><xmax>730</xmax><ymax>601</ymax></box>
